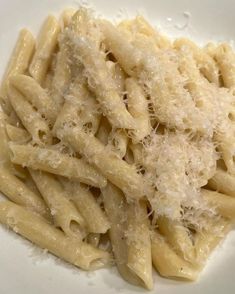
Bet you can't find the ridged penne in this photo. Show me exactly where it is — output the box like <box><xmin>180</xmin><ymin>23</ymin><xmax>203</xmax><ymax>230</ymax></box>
<box><xmin>29</xmin><ymin>16</ymin><xmax>60</xmax><ymax>85</ymax></box>
<box><xmin>9</xmin><ymin>143</ymin><xmax>107</xmax><ymax>188</ymax></box>
<box><xmin>0</xmin><ymin>29</ymin><xmax>35</xmax><ymax>114</ymax></box>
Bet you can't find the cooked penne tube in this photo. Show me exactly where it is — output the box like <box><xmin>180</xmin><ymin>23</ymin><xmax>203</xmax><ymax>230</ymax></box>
<box><xmin>10</xmin><ymin>74</ymin><xmax>58</xmax><ymax>125</ymax></box>
<box><xmin>0</xmin><ymin>166</ymin><xmax>49</xmax><ymax>218</ymax></box>
<box><xmin>0</xmin><ymin>29</ymin><xmax>35</xmax><ymax>114</ymax></box>
<box><xmin>126</xmin><ymin>200</ymin><xmax>153</xmax><ymax>290</ymax></box>
<box><xmin>118</xmin><ymin>16</ymin><xmax>171</xmax><ymax>50</ymax></box>
<box><xmin>43</xmin><ymin>71</ymin><xmax>53</xmax><ymax>91</ymax></box>
<box><xmin>106</xmin><ymin>61</ymin><xmax>126</xmax><ymax>96</ymax></box>
<box><xmin>100</xmin><ymin>20</ymin><xmax>143</xmax><ymax>76</ymax></box>
<box><xmin>51</xmin><ymin>41</ymin><xmax>71</xmax><ymax>112</ymax></box>
<box><xmin>30</xmin><ymin>170</ymin><xmax>86</xmax><ymax>239</ymax></box>
<box><xmin>126</xmin><ymin>78</ymin><xmax>151</xmax><ymax>142</ymax></box>
<box><xmin>214</xmin><ymin>43</ymin><xmax>235</xmax><ymax>88</ymax></box>
<box><xmin>0</xmin><ymin>201</ymin><xmax>111</xmax><ymax>270</ymax></box>
<box><xmin>108</xmin><ymin>129</ymin><xmax>128</xmax><ymax>158</ymax></box>
<box><xmin>208</xmin><ymin>168</ymin><xmax>235</xmax><ymax>197</ymax></box>
<box><xmin>22</xmin><ymin>170</ymin><xmax>42</xmax><ymax>197</ymax></box>
<box><xmin>53</xmin><ymin>78</ymin><xmax>101</xmax><ymax>135</ymax></box>
<box><xmin>157</xmin><ymin>216</ymin><xmax>195</xmax><ymax>262</ymax></box>
<box><xmin>60</xmin><ymin>8</ymin><xmax>76</xmax><ymax>28</ymax></box>
<box><xmin>68</xmin><ymin>36</ymin><xmax>135</xmax><ymax>129</ymax></box>
<box><xmin>9</xmin><ymin>143</ymin><xmax>107</xmax><ymax>188</ymax></box>
<box><xmin>129</xmin><ymin>143</ymin><xmax>145</xmax><ymax>167</ymax></box>
<box><xmin>194</xmin><ymin>219</ymin><xmax>230</xmax><ymax>267</ymax></box>
<box><xmin>0</xmin><ymin>109</ymin><xmax>12</xmax><ymax>167</ymax></box>
<box><xmin>6</xmin><ymin>124</ymin><xmax>31</xmax><ymax>143</ymax></box>
<box><xmin>174</xmin><ymin>38</ymin><xmax>219</xmax><ymax>85</ymax></box>
<box><xmin>58</xmin><ymin>126</ymin><xmax>150</xmax><ymax>198</ymax></box>
<box><xmin>61</xmin><ymin>180</ymin><xmax>110</xmax><ymax>234</ymax></box>
<box><xmin>0</xmin><ymin>109</ymin><xmax>29</xmax><ymax>179</ymax></box>
<box><xmin>95</xmin><ymin>117</ymin><xmax>111</xmax><ymax>145</ymax></box>
<box><xmin>29</xmin><ymin>16</ymin><xmax>60</xmax><ymax>85</ymax></box>
<box><xmin>201</xmin><ymin>188</ymin><xmax>235</xmax><ymax>219</ymax></box>
<box><xmin>7</xmin><ymin>85</ymin><xmax>52</xmax><ymax>145</ymax></box>
<box><xmin>151</xmin><ymin>231</ymin><xmax>199</xmax><ymax>281</ymax></box>
<box><xmin>102</xmin><ymin>183</ymin><xmax>144</xmax><ymax>288</ymax></box>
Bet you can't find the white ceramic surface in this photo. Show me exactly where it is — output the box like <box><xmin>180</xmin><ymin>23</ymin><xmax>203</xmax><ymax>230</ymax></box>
<box><xmin>0</xmin><ymin>1</ymin><xmax>235</xmax><ymax>293</ymax></box>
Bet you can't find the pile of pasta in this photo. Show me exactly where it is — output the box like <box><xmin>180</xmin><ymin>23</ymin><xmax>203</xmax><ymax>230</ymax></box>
<box><xmin>0</xmin><ymin>7</ymin><xmax>235</xmax><ymax>290</ymax></box>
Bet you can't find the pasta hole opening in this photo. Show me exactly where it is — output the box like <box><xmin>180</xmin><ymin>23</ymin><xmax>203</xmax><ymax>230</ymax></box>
<box><xmin>70</xmin><ymin>220</ymin><xmax>82</xmax><ymax>233</ymax></box>
<box><xmin>195</xmin><ymin>100</ymin><xmax>204</xmax><ymax>108</ymax></box>
<box><xmin>88</xmin><ymin>256</ymin><xmax>109</xmax><ymax>270</ymax></box>
<box><xmin>228</xmin><ymin>112</ymin><xmax>235</xmax><ymax>121</ymax></box>
<box><xmin>83</xmin><ymin>122</ymin><xmax>93</xmax><ymax>133</ymax></box>
<box><xmin>69</xmin><ymin>219</ymin><xmax>86</xmax><ymax>239</ymax></box>
<box><xmin>38</xmin><ymin>130</ymin><xmax>47</xmax><ymax>142</ymax></box>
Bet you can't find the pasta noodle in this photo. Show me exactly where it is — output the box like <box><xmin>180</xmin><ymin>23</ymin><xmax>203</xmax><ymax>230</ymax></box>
<box><xmin>0</xmin><ymin>29</ymin><xmax>35</xmax><ymax>114</ymax></box>
<box><xmin>0</xmin><ymin>166</ymin><xmax>49</xmax><ymax>219</ymax></box>
<box><xmin>126</xmin><ymin>200</ymin><xmax>153</xmax><ymax>290</ymax></box>
<box><xmin>208</xmin><ymin>168</ymin><xmax>235</xmax><ymax>197</ymax></box>
<box><xmin>29</xmin><ymin>16</ymin><xmax>60</xmax><ymax>85</ymax></box>
<box><xmin>57</xmin><ymin>126</ymin><xmax>151</xmax><ymax>198</ymax></box>
<box><xmin>9</xmin><ymin>143</ymin><xmax>107</xmax><ymax>188</ymax></box>
<box><xmin>152</xmin><ymin>231</ymin><xmax>199</xmax><ymax>281</ymax></box>
<box><xmin>60</xmin><ymin>179</ymin><xmax>110</xmax><ymax>234</ymax></box>
<box><xmin>7</xmin><ymin>85</ymin><xmax>52</xmax><ymax>145</ymax></box>
<box><xmin>10</xmin><ymin>74</ymin><xmax>58</xmax><ymax>125</ymax></box>
<box><xmin>29</xmin><ymin>170</ymin><xmax>86</xmax><ymax>239</ymax></box>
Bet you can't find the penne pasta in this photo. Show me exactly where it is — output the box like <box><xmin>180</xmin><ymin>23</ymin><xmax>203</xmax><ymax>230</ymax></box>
<box><xmin>126</xmin><ymin>200</ymin><xmax>153</xmax><ymax>290</ymax></box>
<box><xmin>208</xmin><ymin>168</ymin><xmax>235</xmax><ymax>198</ymax></box>
<box><xmin>57</xmin><ymin>126</ymin><xmax>150</xmax><ymax>199</ymax></box>
<box><xmin>0</xmin><ymin>201</ymin><xmax>111</xmax><ymax>270</ymax></box>
<box><xmin>152</xmin><ymin>231</ymin><xmax>199</xmax><ymax>281</ymax></box>
<box><xmin>0</xmin><ymin>166</ymin><xmax>49</xmax><ymax>219</ymax></box>
<box><xmin>61</xmin><ymin>179</ymin><xmax>110</xmax><ymax>234</ymax></box>
<box><xmin>214</xmin><ymin>43</ymin><xmax>235</xmax><ymax>88</ymax></box>
<box><xmin>100</xmin><ymin>20</ymin><xmax>143</xmax><ymax>76</ymax></box>
<box><xmin>194</xmin><ymin>218</ymin><xmax>230</xmax><ymax>267</ymax></box>
<box><xmin>106</xmin><ymin>61</ymin><xmax>126</xmax><ymax>96</ymax></box>
<box><xmin>0</xmin><ymin>108</ymin><xmax>12</xmax><ymax>167</ymax></box>
<box><xmin>102</xmin><ymin>183</ymin><xmax>144</xmax><ymax>288</ymax></box>
<box><xmin>108</xmin><ymin>129</ymin><xmax>128</xmax><ymax>158</ymax></box>
<box><xmin>29</xmin><ymin>16</ymin><xmax>60</xmax><ymax>85</ymax></box>
<box><xmin>10</xmin><ymin>74</ymin><xmax>58</xmax><ymax>125</ymax></box>
<box><xmin>118</xmin><ymin>16</ymin><xmax>171</xmax><ymax>50</ymax></box>
<box><xmin>126</xmin><ymin>78</ymin><xmax>151</xmax><ymax>142</ymax></box>
<box><xmin>30</xmin><ymin>170</ymin><xmax>86</xmax><ymax>239</ymax></box>
<box><xmin>174</xmin><ymin>38</ymin><xmax>219</xmax><ymax>85</ymax></box>
<box><xmin>201</xmin><ymin>188</ymin><xmax>235</xmax><ymax>220</ymax></box>
<box><xmin>68</xmin><ymin>35</ymin><xmax>135</xmax><ymax>129</ymax></box>
<box><xmin>5</xmin><ymin>124</ymin><xmax>31</xmax><ymax>143</ymax></box>
<box><xmin>50</xmin><ymin>40</ymin><xmax>71</xmax><ymax>112</ymax></box>
<box><xmin>60</xmin><ymin>8</ymin><xmax>76</xmax><ymax>28</ymax></box>
<box><xmin>9</xmin><ymin>143</ymin><xmax>107</xmax><ymax>188</ymax></box>
<box><xmin>0</xmin><ymin>29</ymin><xmax>35</xmax><ymax>114</ymax></box>
<box><xmin>96</xmin><ymin>117</ymin><xmax>111</xmax><ymax>145</ymax></box>
<box><xmin>157</xmin><ymin>216</ymin><xmax>195</xmax><ymax>262</ymax></box>
<box><xmin>7</xmin><ymin>85</ymin><xmax>52</xmax><ymax>145</ymax></box>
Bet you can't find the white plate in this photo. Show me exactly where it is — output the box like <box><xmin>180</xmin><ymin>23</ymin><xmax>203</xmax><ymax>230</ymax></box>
<box><xmin>0</xmin><ymin>0</ymin><xmax>235</xmax><ymax>293</ymax></box>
